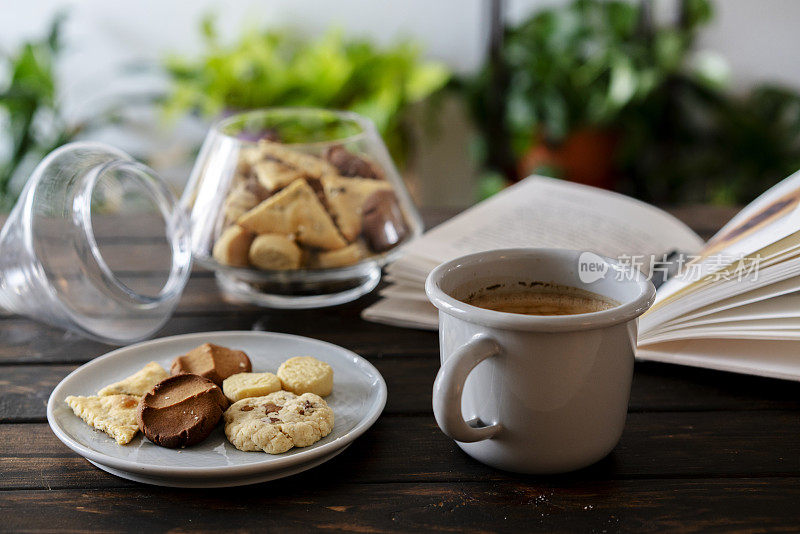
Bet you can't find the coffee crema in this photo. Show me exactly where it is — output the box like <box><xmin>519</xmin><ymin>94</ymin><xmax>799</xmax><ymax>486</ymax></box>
<box><xmin>464</xmin><ymin>283</ymin><xmax>617</xmax><ymax>316</ymax></box>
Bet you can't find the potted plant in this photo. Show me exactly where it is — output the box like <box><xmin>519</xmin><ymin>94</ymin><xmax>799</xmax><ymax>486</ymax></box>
<box><xmin>466</xmin><ymin>0</ymin><xmax>713</xmax><ymax>190</ymax></box>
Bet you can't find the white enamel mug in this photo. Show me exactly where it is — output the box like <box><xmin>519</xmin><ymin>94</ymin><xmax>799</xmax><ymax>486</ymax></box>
<box><xmin>426</xmin><ymin>248</ymin><xmax>656</xmax><ymax>474</ymax></box>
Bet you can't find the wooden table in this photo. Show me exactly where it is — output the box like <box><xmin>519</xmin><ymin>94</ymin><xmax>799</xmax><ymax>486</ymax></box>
<box><xmin>3</xmin><ymin>206</ymin><xmax>800</xmax><ymax>532</ymax></box>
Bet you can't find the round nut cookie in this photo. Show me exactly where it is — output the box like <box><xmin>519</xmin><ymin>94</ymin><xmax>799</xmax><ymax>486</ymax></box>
<box><xmin>277</xmin><ymin>356</ymin><xmax>333</xmax><ymax>396</ymax></box>
<box><xmin>224</xmin><ymin>391</ymin><xmax>334</xmax><ymax>454</ymax></box>
<box><xmin>222</xmin><ymin>372</ymin><xmax>282</xmax><ymax>403</ymax></box>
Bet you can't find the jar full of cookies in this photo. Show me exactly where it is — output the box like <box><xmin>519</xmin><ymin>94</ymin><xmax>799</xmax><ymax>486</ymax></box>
<box><xmin>180</xmin><ymin>108</ymin><xmax>423</xmax><ymax>308</ymax></box>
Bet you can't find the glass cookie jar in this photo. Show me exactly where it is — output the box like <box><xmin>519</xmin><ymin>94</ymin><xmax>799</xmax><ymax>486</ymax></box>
<box><xmin>0</xmin><ymin>142</ymin><xmax>192</xmax><ymax>344</ymax></box>
<box><xmin>181</xmin><ymin>108</ymin><xmax>423</xmax><ymax>309</ymax></box>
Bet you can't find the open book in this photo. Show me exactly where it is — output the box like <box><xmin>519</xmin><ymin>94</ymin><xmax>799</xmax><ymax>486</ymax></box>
<box><xmin>363</xmin><ymin>174</ymin><xmax>800</xmax><ymax>381</ymax></box>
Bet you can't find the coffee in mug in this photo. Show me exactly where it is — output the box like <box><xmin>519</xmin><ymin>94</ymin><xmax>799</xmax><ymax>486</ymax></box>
<box><xmin>464</xmin><ymin>282</ymin><xmax>617</xmax><ymax>316</ymax></box>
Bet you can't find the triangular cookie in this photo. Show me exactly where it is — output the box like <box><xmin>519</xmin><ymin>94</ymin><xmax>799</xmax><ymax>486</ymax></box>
<box><xmin>320</xmin><ymin>175</ymin><xmax>393</xmax><ymax>241</ymax></box>
<box><xmin>223</xmin><ymin>184</ymin><xmax>260</xmax><ymax>225</ymax></box>
<box><xmin>237</xmin><ymin>180</ymin><xmax>347</xmax><ymax>250</ymax></box>
<box><xmin>253</xmin><ymin>160</ymin><xmax>305</xmax><ymax>191</ymax></box>
<box><xmin>98</xmin><ymin>361</ymin><xmax>168</xmax><ymax>397</ymax></box>
<box><xmin>256</xmin><ymin>141</ymin><xmax>337</xmax><ymax>179</ymax></box>
<box><xmin>65</xmin><ymin>394</ymin><xmax>140</xmax><ymax>445</ymax></box>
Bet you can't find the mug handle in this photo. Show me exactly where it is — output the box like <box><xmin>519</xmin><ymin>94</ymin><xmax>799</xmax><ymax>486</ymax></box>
<box><xmin>432</xmin><ymin>334</ymin><xmax>503</xmax><ymax>442</ymax></box>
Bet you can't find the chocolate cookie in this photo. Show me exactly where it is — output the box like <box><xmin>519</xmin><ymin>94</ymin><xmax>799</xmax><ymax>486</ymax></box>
<box><xmin>362</xmin><ymin>189</ymin><xmax>409</xmax><ymax>252</ymax></box>
<box><xmin>324</xmin><ymin>145</ymin><xmax>383</xmax><ymax>179</ymax></box>
<box><xmin>138</xmin><ymin>374</ymin><xmax>229</xmax><ymax>448</ymax></box>
<box><xmin>171</xmin><ymin>343</ymin><xmax>252</xmax><ymax>386</ymax></box>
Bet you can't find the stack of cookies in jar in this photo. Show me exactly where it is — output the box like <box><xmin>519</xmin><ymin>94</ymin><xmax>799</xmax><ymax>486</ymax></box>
<box><xmin>213</xmin><ymin>141</ymin><xmax>410</xmax><ymax>271</ymax></box>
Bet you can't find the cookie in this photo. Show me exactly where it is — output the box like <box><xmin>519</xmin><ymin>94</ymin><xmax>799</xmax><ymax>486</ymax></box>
<box><xmin>138</xmin><ymin>374</ymin><xmax>229</xmax><ymax>448</ymax></box>
<box><xmin>224</xmin><ymin>392</ymin><xmax>334</xmax><ymax>454</ymax></box>
<box><xmin>277</xmin><ymin>356</ymin><xmax>334</xmax><ymax>396</ymax></box>
<box><xmin>248</xmin><ymin>234</ymin><xmax>302</xmax><ymax>270</ymax></box>
<box><xmin>309</xmin><ymin>242</ymin><xmax>366</xmax><ymax>269</ymax></box>
<box><xmin>171</xmin><ymin>343</ymin><xmax>252</xmax><ymax>386</ymax></box>
<box><xmin>222</xmin><ymin>372</ymin><xmax>282</xmax><ymax>403</ymax></box>
<box><xmin>65</xmin><ymin>394</ymin><xmax>140</xmax><ymax>445</ymax></box>
<box><xmin>320</xmin><ymin>175</ymin><xmax>392</xmax><ymax>241</ymax></box>
<box><xmin>237</xmin><ymin>179</ymin><xmax>347</xmax><ymax>250</ymax></box>
<box><xmin>253</xmin><ymin>159</ymin><xmax>305</xmax><ymax>191</ymax></box>
<box><xmin>213</xmin><ymin>225</ymin><xmax>254</xmax><ymax>267</ymax></box>
<box><xmin>255</xmin><ymin>140</ymin><xmax>337</xmax><ymax>178</ymax></box>
<box><xmin>324</xmin><ymin>145</ymin><xmax>383</xmax><ymax>180</ymax></box>
<box><xmin>223</xmin><ymin>183</ymin><xmax>260</xmax><ymax>225</ymax></box>
<box><xmin>362</xmin><ymin>189</ymin><xmax>409</xmax><ymax>251</ymax></box>
<box><xmin>97</xmin><ymin>361</ymin><xmax>169</xmax><ymax>397</ymax></box>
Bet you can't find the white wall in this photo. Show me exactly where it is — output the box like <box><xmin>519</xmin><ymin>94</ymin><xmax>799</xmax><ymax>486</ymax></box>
<box><xmin>697</xmin><ymin>0</ymin><xmax>800</xmax><ymax>91</ymax></box>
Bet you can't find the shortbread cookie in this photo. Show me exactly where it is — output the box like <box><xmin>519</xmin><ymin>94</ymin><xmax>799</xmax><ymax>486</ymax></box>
<box><xmin>213</xmin><ymin>225</ymin><xmax>254</xmax><ymax>267</ymax></box>
<box><xmin>223</xmin><ymin>183</ymin><xmax>260</xmax><ymax>225</ymax></box>
<box><xmin>222</xmin><ymin>372</ymin><xmax>282</xmax><ymax>402</ymax></box>
<box><xmin>138</xmin><ymin>374</ymin><xmax>229</xmax><ymax>448</ymax></box>
<box><xmin>277</xmin><ymin>356</ymin><xmax>334</xmax><ymax>396</ymax></box>
<box><xmin>237</xmin><ymin>180</ymin><xmax>347</xmax><ymax>250</ymax></box>
<box><xmin>256</xmin><ymin>140</ymin><xmax>337</xmax><ymax>179</ymax></box>
<box><xmin>248</xmin><ymin>234</ymin><xmax>302</xmax><ymax>270</ymax></box>
<box><xmin>253</xmin><ymin>159</ymin><xmax>305</xmax><ymax>191</ymax></box>
<box><xmin>171</xmin><ymin>343</ymin><xmax>252</xmax><ymax>386</ymax></box>
<box><xmin>97</xmin><ymin>361</ymin><xmax>168</xmax><ymax>397</ymax></box>
<box><xmin>309</xmin><ymin>242</ymin><xmax>366</xmax><ymax>269</ymax></box>
<box><xmin>320</xmin><ymin>175</ymin><xmax>392</xmax><ymax>241</ymax></box>
<box><xmin>65</xmin><ymin>394</ymin><xmax>140</xmax><ymax>445</ymax></box>
<box><xmin>224</xmin><ymin>392</ymin><xmax>334</xmax><ymax>454</ymax></box>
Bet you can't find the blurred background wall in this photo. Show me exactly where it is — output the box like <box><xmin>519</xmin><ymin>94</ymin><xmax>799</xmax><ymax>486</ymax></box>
<box><xmin>3</xmin><ymin>0</ymin><xmax>800</xmax><ymax>208</ymax></box>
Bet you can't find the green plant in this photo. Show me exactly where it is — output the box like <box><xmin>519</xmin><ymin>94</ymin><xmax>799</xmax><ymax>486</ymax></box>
<box><xmin>467</xmin><ymin>0</ymin><xmax>800</xmax><ymax>205</ymax></box>
<box><xmin>162</xmin><ymin>18</ymin><xmax>450</xmax><ymax>163</ymax></box>
<box><xmin>468</xmin><ymin>0</ymin><xmax>713</xmax><ymax>172</ymax></box>
<box><xmin>617</xmin><ymin>78</ymin><xmax>800</xmax><ymax>204</ymax></box>
<box><xmin>0</xmin><ymin>15</ymin><xmax>73</xmax><ymax>210</ymax></box>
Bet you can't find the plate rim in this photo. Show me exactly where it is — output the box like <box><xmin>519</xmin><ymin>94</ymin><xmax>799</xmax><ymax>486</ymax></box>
<box><xmin>87</xmin><ymin>444</ymin><xmax>350</xmax><ymax>488</ymax></box>
<box><xmin>47</xmin><ymin>330</ymin><xmax>387</xmax><ymax>478</ymax></box>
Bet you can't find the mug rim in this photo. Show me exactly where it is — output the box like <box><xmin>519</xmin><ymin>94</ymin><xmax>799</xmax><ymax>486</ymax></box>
<box><xmin>425</xmin><ymin>248</ymin><xmax>656</xmax><ymax>332</ymax></box>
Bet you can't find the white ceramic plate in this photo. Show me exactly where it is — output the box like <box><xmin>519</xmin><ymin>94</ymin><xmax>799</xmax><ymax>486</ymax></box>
<box><xmin>47</xmin><ymin>331</ymin><xmax>386</xmax><ymax>487</ymax></box>
<box><xmin>86</xmin><ymin>444</ymin><xmax>350</xmax><ymax>488</ymax></box>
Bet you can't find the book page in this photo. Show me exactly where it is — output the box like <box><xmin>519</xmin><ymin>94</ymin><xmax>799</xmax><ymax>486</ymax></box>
<box><xmin>642</xmin><ymin>241</ymin><xmax>800</xmax><ymax>332</ymax></box>
<box><xmin>654</xmin><ymin>170</ymin><xmax>800</xmax><ymax>305</ymax></box>
<box><xmin>400</xmin><ymin>176</ymin><xmax>704</xmax><ymax>268</ymax></box>
<box><xmin>361</xmin><ymin>297</ymin><xmax>438</xmax><ymax>330</ymax></box>
<box><xmin>652</xmin><ymin>276</ymin><xmax>800</xmax><ymax>330</ymax></box>
<box><xmin>636</xmin><ymin>338</ymin><xmax>800</xmax><ymax>381</ymax></box>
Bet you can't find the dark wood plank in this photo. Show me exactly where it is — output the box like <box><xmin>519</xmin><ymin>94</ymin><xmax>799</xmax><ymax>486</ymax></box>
<box><xmin>630</xmin><ymin>360</ymin><xmax>800</xmax><ymax>412</ymax></box>
<box><xmin>0</xmin><ymin>357</ymin><xmax>440</xmax><ymax>421</ymax></box>
<box><xmin>0</xmin><ymin>366</ymin><xmax>61</xmax><ymax>423</ymax></box>
<box><xmin>3</xmin><ymin>408</ymin><xmax>800</xmax><ymax>490</ymax></box>
<box><xmin>6</xmin><ymin>355</ymin><xmax>800</xmax><ymax>424</ymax></box>
<box><xmin>0</xmin><ymin>306</ymin><xmax>440</xmax><ymax>365</ymax></box>
<box><xmin>2</xmin><ymin>477</ymin><xmax>799</xmax><ymax>533</ymax></box>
